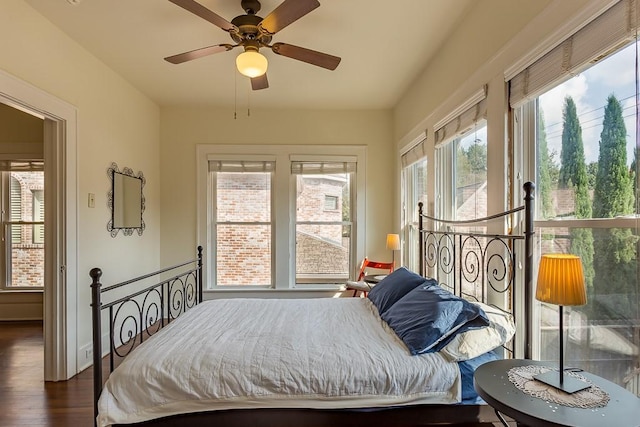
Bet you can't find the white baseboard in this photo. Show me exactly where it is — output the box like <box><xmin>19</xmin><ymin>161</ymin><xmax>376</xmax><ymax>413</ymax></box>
<box><xmin>0</xmin><ymin>292</ymin><xmax>43</xmax><ymax>321</ymax></box>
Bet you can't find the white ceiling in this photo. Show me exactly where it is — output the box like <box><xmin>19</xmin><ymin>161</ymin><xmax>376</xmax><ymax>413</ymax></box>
<box><xmin>24</xmin><ymin>0</ymin><xmax>475</xmax><ymax>109</ymax></box>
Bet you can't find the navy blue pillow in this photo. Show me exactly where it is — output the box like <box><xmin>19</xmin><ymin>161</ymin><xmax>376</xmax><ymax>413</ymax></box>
<box><xmin>381</xmin><ymin>283</ymin><xmax>490</xmax><ymax>355</ymax></box>
<box><xmin>367</xmin><ymin>267</ymin><xmax>434</xmax><ymax>315</ymax></box>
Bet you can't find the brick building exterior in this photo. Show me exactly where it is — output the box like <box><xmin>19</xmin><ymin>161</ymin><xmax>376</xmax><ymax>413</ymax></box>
<box><xmin>10</xmin><ymin>171</ymin><xmax>44</xmax><ymax>287</ymax></box>
<box><xmin>216</xmin><ymin>173</ymin><xmax>348</xmax><ymax>286</ymax></box>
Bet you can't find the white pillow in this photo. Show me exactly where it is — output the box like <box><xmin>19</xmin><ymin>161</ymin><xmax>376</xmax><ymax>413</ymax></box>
<box><xmin>440</xmin><ymin>302</ymin><xmax>515</xmax><ymax>362</ymax></box>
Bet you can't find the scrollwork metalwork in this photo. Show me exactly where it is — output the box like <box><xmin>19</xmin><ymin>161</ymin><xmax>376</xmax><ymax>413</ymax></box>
<box><xmin>167</xmin><ymin>271</ymin><xmax>198</xmax><ymax>320</ymax></box>
<box><xmin>485</xmin><ymin>237</ymin><xmax>514</xmax><ymax>294</ymax></box>
<box><xmin>419</xmin><ymin>224</ymin><xmax>521</xmax><ymax>310</ymax></box>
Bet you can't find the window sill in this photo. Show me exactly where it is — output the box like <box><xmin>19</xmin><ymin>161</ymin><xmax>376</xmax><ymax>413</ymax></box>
<box><xmin>0</xmin><ymin>288</ymin><xmax>44</xmax><ymax>294</ymax></box>
<box><xmin>203</xmin><ymin>285</ymin><xmax>348</xmax><ymax>299</ymax></box>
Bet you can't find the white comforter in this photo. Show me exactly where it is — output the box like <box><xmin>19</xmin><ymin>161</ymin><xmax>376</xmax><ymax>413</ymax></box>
<box><xmin>97</xmin><ymin>297</ymin><xmax>461</xmax><ymax>427</ymax></box>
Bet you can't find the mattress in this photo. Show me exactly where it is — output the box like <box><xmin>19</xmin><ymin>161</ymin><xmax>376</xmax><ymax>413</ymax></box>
<box><xmin>97</xmin><ymin>297</ymin><xmax>463</xmax><ymax>427</ymax></box>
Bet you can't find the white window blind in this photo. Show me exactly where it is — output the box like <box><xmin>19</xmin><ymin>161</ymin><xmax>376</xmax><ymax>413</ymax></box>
<box><xmin>209</xmin><ymin>160</ymin><xmax>275</xmax><ymax>173</ymax></box>
<box><xmin>401</xmin><ymin>134</ymin><xmax>428</xmax><ymax>168</ymax></box>
<box><xmin>434</xmin><ymin>86</ymin><xmax>488</xmax><ymax>146</ymax></box>
<box><xmin>0</xmin><ymin>161</ymin><xmax>44</xmax><ymax>172</ymax></box>
<box><xmin>291</xmin><ymin>161</ymin><xmax>356</xmax><ymax>175</ymax></box>
<box><xmin>10</xmin><ymin>176</ymin><xmax>21</xmax><ymax>244</ymax></box>
<box><xmin>509</xmin><ymin>0</ymin><xmax>639</xmax><ymax>108</ymax></box>
<box><xmin>32</xmin><ymin>190</ymin><xmax>44</xmax><ymax>244</ymax></box>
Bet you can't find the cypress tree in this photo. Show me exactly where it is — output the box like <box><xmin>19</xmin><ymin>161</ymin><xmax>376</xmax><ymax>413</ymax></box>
<box><xmin>592</xmin><ymin>95</ymin><xmax>636</xmax><ymax>320</ymax></box>
<box><xmin>558</xmin><ymin>96</ymin><xmax>594</xmax><ymax>290</ymax></box>
<box><xmin>631</xmin><ymin>148</ymin><xmax>639</xmax><ymax>204</ymax></box>
<box><xmin>538</xmin><ymin>110</ymin><xmax>554</xmax><ymax>219</ymax></box>
<box><xmin>559</xmin><ymin>97</ymin><xmax>588</xmax><ymax>189</ymax></box>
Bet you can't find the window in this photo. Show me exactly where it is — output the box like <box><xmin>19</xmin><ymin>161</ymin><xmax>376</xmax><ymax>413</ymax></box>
<box><xmin>512</xmin><ymin>1</ymin><xmax>640</xmax><ymax>395</ymax></box>
<box><xmin>1</xmin><ymin>171</ymin><xmax>45</xmax><ymax>289</ymax></box>
<box><xmin>454</xmin><ymin>124</ymin><xmax>488</xmax><ymax>221</ymax></box>
<box><xmin>210</xmin><ymin>160</ymin><xmax>274</xmax><ymax>287</ymax></box>
<box><xmin>323</xmin><ymin>195</ymin><xmax>339</xmax><ymax>211</ymax></box>
<box><xmin>400</xmin><ymin>89</ymin><xmax>489</xmax><ymax>291</ymax></box>
<box><xmin>401</xmin><ymin>152</ymin><xmax>427</xmax><ymax>272</ymax></box>
<box><xmin>433</xmin><ymin>85</ymin><xmax>488</xmax><ymax>222</ymax></box>
<box><xmin>293</xmin><ymin>161</ymin><xmax>355</xmax><ymax>284</ymax></box>
<box><xmin>197</xmin><ymin>145</ymin><xmax>366</xmax><ymax>290</ymax></box>
<box><xmin>436</xmin><ymin>122</ymin><xmax>488</xmax><ymax>221</ymax></box>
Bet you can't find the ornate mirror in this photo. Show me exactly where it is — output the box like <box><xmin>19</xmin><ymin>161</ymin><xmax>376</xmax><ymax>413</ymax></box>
<box><xmin>107</xmin><ymin>162</ymin><xmax>145</xmax><ymax>237</ymax></box>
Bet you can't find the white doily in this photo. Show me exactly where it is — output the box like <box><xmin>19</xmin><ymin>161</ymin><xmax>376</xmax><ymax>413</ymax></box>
<box><xmin>508</xmin><ymin>365</ymin><xmax>610</xmax><ymax>409</ymax></box>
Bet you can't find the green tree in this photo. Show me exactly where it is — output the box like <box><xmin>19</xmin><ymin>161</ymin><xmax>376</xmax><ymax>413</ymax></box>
<box><xmin>548</xmin><ymin>149</ymin><xmax>560</xmax><ymax>188</ymax></box>
<box><xmin>593</xmin><ymin>95</ymin><xmax>634</xmax><ymax>218</ymax></box>
<box><xmin>538</xmin><ymin>109</ymin><xmax>554</xmax><ymax>219</ymax></box>
<box><xmin>559</xmin><ymin>97</ymin><xmax>589</xmax><ymax>190</ymax></box>
<box><xmin>631</xmin><ymin>148</ymin><xmax>639</xmax><ymax>204</ymax></box>
<box><xmin>592</xmin><ymin>95</ymin><xmax>636</xmax><ymax>320</ymax></box>
<box><xmin>586</xmin><ymin>162</ymin><xmax>597</xmax><ymax>190</ymax></box>
<box><xmin>456</xmin><ymin>141</ymin><xmax>487</xmax><ymax>188</ymax></box>
<box><xmin>558</xmin><ymin>97</ymin><xmax>594</xmax><ymax>290</ymax></box>
<box><xmin>466</xmin><ymin>142</ymin><xmax>487</xmax><ymax>174</ymax></box>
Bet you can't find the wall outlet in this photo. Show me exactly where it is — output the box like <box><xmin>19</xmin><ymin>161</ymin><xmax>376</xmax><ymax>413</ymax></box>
<box><xmin>80</xmin><ymin>343</ymin><xmax>93</xmax><ymax>368</ymax></box>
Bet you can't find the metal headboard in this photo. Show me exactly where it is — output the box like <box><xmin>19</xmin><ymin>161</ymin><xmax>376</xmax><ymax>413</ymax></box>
<box><xmin>418</xmin><ymin>182</ymin><xmax>535</xmax><ymax>359</ymax></box>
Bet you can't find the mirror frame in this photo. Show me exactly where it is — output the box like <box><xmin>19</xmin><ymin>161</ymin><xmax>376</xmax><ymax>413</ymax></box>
<box><xmin>107</xmin><ymin>162</ymin><xmax>145</xmax><ymax>237</ymax></box>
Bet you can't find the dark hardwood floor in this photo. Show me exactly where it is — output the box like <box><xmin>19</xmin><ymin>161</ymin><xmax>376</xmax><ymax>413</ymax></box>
<box><xmin>0</xmin><ymin>321</ymin><xmax>94</xmax><ymax>427</ymax></box>
<box><xmin>0</xmin><ymin>321</ymin><xmax>514</xmax><ymax>427</ymax></box>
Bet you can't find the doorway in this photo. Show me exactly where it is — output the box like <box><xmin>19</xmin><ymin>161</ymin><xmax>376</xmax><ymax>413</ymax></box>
<box><xmin>0</xmin><ymin>68</ymin><xmax>78</xmax><ymax>381</ymax></box>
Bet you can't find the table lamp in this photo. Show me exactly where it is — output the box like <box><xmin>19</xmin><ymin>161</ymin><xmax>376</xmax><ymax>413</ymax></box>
<box><xmin>386</xmin><ymin>234</ymin><xmax>400</xmax><ymax>268</ymax></box>
<box><xmin>534</xmin><ymin>253</ymin><xmax>589</xmax><ymax>393</ymax></box>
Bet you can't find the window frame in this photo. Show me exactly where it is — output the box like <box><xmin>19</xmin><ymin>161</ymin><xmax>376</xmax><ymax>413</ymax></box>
<box><xmin>514</xmin><ymin>39</ymin><xmax>640</xmax><ymax>379</ymax></box>
<box><xmin>196</xmin><ymin>144</ymin><xmax>366</xmax><ymax>292</ymax></box>
<box><xmin>291</xmin><ymin>158</ymin><xmax>356</xmax><ymax>285</ymax></box>
<box><xmin>435</xmin><ymin>120</ymin><xmax>488</xmax><ymax>222</ymax></box>
<box><xmin>400</xmin><ymin>157</ymin><xmax>428</xmax><ymax>272</ymax></box>
<box><xmin>518</xmin><ymin>95</ymin><xmax>640</xmax><ymax>361</ymax></box>
<box><xmin>0</xmin><ymin>171</ymin><xmax>45</xmax><ymax>290</ymax></box>
<box><xmin>210</xmin><ymin>161</ymin><xmax>275</xmax><ymax>288</ymax></box>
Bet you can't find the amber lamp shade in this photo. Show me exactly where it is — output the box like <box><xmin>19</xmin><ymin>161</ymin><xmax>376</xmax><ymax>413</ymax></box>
<box><xmin>536</xmin><ymin>254</ymin><xmax>587</xmax><ymax>306</ymax></box>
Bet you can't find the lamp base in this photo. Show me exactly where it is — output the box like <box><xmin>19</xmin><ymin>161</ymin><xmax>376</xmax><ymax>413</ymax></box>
<box><xmin>534</xmin><ymin>370</ymin><xmax>590</xmax><ymax>394</ymax></box>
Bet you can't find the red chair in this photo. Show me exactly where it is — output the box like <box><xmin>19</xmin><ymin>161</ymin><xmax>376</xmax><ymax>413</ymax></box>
<box><xmin>345</xmin><ymin>257</ymin><xmax>395</xmax><ymax>297</ymax></box>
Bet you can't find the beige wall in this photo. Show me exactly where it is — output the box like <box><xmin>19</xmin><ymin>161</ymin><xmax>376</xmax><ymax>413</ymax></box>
<box><xmin>394</xmin><ymin>0</ymin><xmax>553</xmax><ymax>140</ymax></box>
<box><xmin>393</xmin><ymin>0</ymin><xmax>598</xmax><ymax>218</ymax></box>
<box><xmin>0</xmin><ymin>103</ymin><xmax>44</xmax><ymax>159</ymax></box>
<box><xmin>160</xmin><ymin>107</ymin><xmax>394</xmax><ymax>269</ymax></box>
<box><xmin>0</xmin><ymin>0</ymin><xmax>161</xmax><ymax>368</ymax></box>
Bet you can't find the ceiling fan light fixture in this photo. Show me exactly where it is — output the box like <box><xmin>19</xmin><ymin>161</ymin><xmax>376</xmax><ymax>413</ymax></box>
<box><xmin>236</xmin><ymin>50</ymin><xmax>268</xmax><ymax>78</ymax></box>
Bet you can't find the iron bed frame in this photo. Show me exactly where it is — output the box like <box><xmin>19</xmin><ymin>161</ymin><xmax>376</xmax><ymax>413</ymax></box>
<box><xmin>90</xmin><ymin>182</ymin><xmax>535</xmax><ymax>427</ymax></box>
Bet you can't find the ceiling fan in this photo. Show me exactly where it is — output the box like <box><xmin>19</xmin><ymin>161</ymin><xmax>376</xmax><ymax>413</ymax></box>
<box><xmin>165</xmin><ymin>0</ymin><xmax>342</xmax><ymax>90</ymax></box>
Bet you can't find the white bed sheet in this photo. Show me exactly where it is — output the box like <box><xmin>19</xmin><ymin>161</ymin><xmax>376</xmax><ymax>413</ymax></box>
<box><xmin>97</xmin><ymin>297</ymin><xmax>461</xmax><ymax>427</ymax></box>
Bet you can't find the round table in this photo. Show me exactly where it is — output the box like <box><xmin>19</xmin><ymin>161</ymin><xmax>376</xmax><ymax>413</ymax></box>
<box><xmin>473</xmin><ymin>359</ymin><xmax>640</xmax><ymax>427</ymax></box>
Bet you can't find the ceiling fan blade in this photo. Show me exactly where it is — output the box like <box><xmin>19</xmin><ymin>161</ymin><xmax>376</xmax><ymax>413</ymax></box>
<box><xmin>259</xmin><ymin>0</ymin><xmax>320</xmax><ymax>35</ymax></box>
<box><xmin>271</xmin><ymin>43</ymin><xmax>341</xmax><ymax>70</ymax></box>
<box><xmin>251</xmin><ymin>74</ymin><xmax>269</xmax><ymax>90</ymax></box>
<box><xmin>165</xmin><ymin>44</ymin><xmax>234</xmax><ymax>64</ymax></box>
<box><xmin>169</xmin><ymin>0</ymin><xmax>238</xmax><ymax>32</ymax></box>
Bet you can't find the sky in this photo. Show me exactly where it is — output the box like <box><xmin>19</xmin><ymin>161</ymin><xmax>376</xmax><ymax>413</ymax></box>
<box><xmin>539</xmin><ymin>42</ymin><xmax>638</xmax><ymax>166</ymax></box>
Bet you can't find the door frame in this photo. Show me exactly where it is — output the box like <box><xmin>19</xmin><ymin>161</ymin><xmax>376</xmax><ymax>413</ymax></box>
<box><xmin>0</xmin><ymin>69</ymin><xmax>78</xmax><ymax>381</ymax></box>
